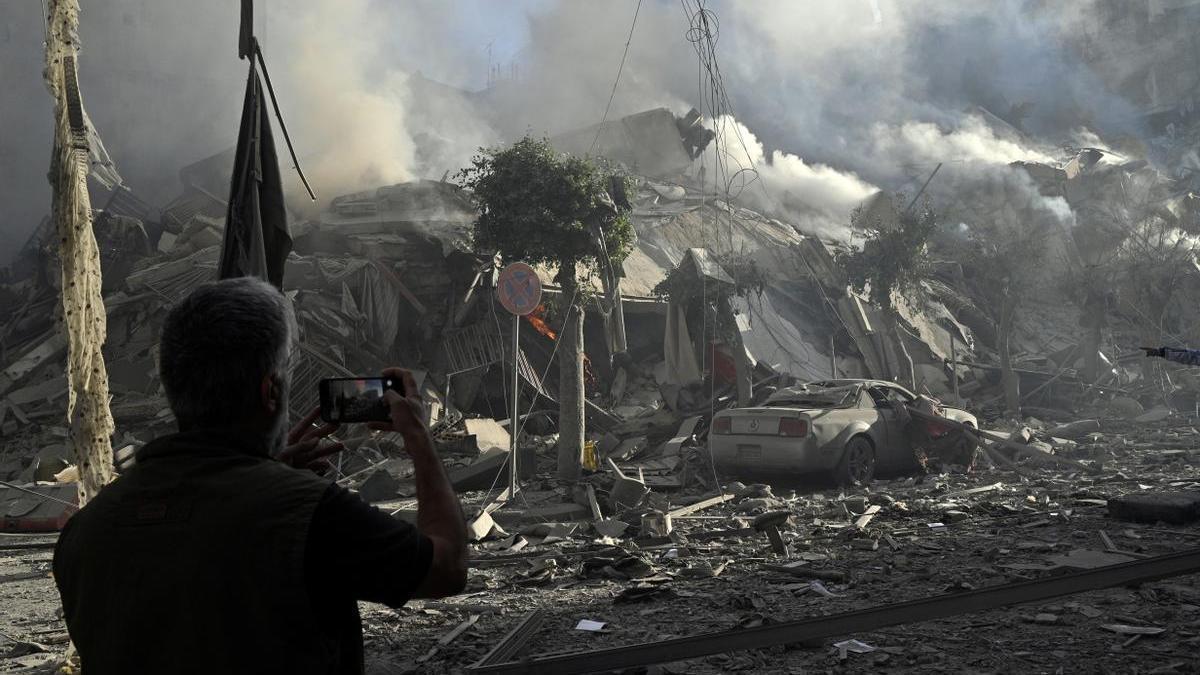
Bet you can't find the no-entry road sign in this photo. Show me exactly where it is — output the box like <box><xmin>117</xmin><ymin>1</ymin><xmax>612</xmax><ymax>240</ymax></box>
<box><xmin>496</xmin><ymin>262</ymin><xmax>542</xmax><ymax>316</ymax></box>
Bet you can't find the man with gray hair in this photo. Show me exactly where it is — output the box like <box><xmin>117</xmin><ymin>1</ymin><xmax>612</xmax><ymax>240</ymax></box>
<box><xmin>53</xmin><ymin>277</ymin><xmax>467</xmax><ymax>674</ymax></box>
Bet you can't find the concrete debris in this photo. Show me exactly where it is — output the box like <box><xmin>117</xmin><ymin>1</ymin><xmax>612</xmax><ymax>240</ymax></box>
<box><xmin>5</xmin><ymin>78</ymin><xmax>1200</xmax><ymax>673</ymax></box>
<box><xmin>1108</xmin><ymin>491</ymin><xmax>1200</xmax><ymax>525</ymax></box>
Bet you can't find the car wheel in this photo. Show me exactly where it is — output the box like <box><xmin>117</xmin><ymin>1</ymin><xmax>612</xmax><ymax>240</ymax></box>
<box><xmin>833</xmin><ymin>435</ymin><xmax>876</xmax><ymax>486</ymax></box>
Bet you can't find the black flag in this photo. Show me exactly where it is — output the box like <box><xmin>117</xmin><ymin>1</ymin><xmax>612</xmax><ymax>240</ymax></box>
<box><xmin>218</xmin><ymin>59</ymin><xmax>291</xmax><ymax>288</ymax></box>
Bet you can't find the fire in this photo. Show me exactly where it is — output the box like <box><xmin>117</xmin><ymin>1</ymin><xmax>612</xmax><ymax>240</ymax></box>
<box><xmin>523</xmin><ymin>303</ymin><xmax>596</xmax><ymax>385</ymax></box>
<box><xmin>525</xmin><ymin>304</ymin><xmax>557</xmax><ymax>340</ymax></box>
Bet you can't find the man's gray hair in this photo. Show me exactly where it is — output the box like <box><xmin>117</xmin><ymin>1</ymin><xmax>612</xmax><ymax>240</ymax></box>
<box><xmin>160</xmin><ymin>277</ymin><xmax>295</xmax><ymax>430</ymax></box>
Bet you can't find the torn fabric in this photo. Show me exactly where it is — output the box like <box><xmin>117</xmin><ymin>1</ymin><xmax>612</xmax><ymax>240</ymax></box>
<box><xmin>44</xmin><ymin>0</ymin><xmax>115</xmax><ymax>504</ymax></box>
<box><xmin>219</xmin><ymin>59</ymin><xmax>291</xmax><ymax>288</ymax></box>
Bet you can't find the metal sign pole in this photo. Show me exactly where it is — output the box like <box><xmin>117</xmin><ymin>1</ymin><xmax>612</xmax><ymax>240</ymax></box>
<box><xmin>496</xmin><ymin>261</ymin><xmax>541</xmax><ymax>496</ymax></box>
<box><xmin>510</xmin><ymin>313</ymin><xmax>520</xmax><ymax>496</ymax></box>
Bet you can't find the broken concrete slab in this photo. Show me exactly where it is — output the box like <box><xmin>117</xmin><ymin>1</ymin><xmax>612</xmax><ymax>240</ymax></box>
<box><xmin>464</xmin><ymin>418</ymin><xmax>511</xmax><ymax>455</ymax></box>
<box><xmin>594</xmin><ymin>518</ymin><xmax>630</xmax><ymax>538</ymax></box>
<box><xmin>449</xmin><ymin>450</ymin><xmax>509</xmax><ymax>493</ymax></box>
<box><xmin>1047</xmin><ymin>419</ymin><xmax>1101</xmax><ymax>439</ymax></box>
<box><xmin>0</xmin><ymin>333</ymin><xmax>67</xmax><ymax>396</ymax></box>
<box><xmin>1135</xmin><ymin>406</ymin><xmax>1172</xmax><ymax>424</ymax></box>
<box><xmin>658</xmin><ymin>415</ymin><xmax>701</xmax><ymax>457</ymax></box>
<box><xmin>1108</xmin><ymin>491</ymin><xmax>1200</xmax><ymax>525</ymax></box>
<box><xmin>467</xmin><ymin>510</ymin><xmax>500</xmax><ymax>542</ymax></box>
<box><xmin>608</xmin><ymin>436</ymin><xmax>649</xmax><ymax>462</ymax></box>
<box><xmin>491</xmin><ymin>502</ymin><xmax>591</xmax><ymax>529</ymax></box>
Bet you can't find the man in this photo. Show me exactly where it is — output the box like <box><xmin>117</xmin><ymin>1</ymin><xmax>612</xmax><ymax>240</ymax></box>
<box><xmin>53</xmin><ymin>277</ymin><xmax>467</xmax><ymax>674</ymax></box>
<box><xmin>1143</xmin><ymin>346</ymin><xmax>1200</xmax><ymax>366</ymax></box>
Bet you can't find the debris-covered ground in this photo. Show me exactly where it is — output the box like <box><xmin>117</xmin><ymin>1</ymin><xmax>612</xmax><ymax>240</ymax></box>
<box><xmin>10</xmin><ymin>2</ymin><xmax>1200</xmax><ymax>672</ymax></box>
<box><xmin>6</xmin><ymin>416</ymin><xmax>1200</xmax><ymax>673</ymax></box>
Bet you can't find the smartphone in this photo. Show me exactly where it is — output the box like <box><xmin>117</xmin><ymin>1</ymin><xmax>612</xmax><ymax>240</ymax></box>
<box><xmin>319</xmin><ymin>376</ymin><xmax>400</xmax><ymax>423</ymax></box>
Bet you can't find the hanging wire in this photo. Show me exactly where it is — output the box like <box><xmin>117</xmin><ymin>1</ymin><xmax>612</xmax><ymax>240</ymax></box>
<box><xmin>590</xmin><ymin>0</ymin><xmax>644</xmax><ymax>156</ymax></box>
<box><xmin>473</xmin><ymin>286</ymin><xmax>581</xmax><ymax>509</ymax></box>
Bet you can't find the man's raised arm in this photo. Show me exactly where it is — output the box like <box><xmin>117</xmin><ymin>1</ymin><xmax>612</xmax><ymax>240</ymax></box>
<box><xmin>376</xmin><ymin>368</ymin><xmax>467</xmax><ymax>598</ymax></box>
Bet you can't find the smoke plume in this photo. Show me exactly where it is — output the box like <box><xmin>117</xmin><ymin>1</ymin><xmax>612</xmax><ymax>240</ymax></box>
<box><xmin>0</xmin><ymin>0</ymin><xmax>1153</xmax><ymax>265</ymax></box>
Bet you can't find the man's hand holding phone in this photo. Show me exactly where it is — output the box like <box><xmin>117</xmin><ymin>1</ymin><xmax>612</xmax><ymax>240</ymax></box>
<box><xmin>368</xmin><ymin>368</ymin><xmax>432</xmax><ymax>447</ymax></box>
<box><xmin>280</xmin><ymin>406</ymin><xmax>345</xmax><ymax>475</ymax></box>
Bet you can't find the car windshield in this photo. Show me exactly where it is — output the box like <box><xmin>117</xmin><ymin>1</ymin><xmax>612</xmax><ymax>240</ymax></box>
<box><xmin>765</xmin><ymin>384</ymin><xmax>859</xmax><ymax>408</ymax></box>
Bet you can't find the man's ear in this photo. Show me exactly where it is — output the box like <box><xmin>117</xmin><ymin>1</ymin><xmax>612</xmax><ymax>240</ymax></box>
<box><xmin>261</xmin><ymin>372</ymin><xmax>281</xmax><ymax>417</ymax></box>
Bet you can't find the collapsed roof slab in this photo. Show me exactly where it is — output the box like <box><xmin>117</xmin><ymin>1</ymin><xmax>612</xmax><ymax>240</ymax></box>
<box><xmin>551</xmin><ymin>108</ymin><xmax>694</xmax><ymax>179</ymax></box>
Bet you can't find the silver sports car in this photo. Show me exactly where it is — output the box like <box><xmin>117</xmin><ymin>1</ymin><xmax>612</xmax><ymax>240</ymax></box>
<box><xmin>710</xmin><ymin>379</ymin><xmax>978</xmax><ymax>485</ymax></box>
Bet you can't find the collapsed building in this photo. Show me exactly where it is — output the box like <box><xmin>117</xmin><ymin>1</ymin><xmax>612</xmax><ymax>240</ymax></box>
<box><xmin>7</xmin><ymin>42</ymin><xmax>1200</xmax><ymax>667</ymax></box>
<box><xmin>6</xmin><ymin>96</ymin><xmax>1200</xmax><ymax>487</ymax></box>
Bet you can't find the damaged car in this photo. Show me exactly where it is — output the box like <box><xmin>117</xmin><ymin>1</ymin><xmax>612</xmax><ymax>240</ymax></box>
<box><xmin>710</xmin><ymin>379</ymin><xmax>977</xmax><ymax>485</ymax></box>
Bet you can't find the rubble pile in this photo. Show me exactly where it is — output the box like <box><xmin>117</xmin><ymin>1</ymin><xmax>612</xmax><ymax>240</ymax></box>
<box><xmin>5</xmin><ymin>89</ymin><xmax>1200</xmax><ymax>672</ymax></box>
<box><xmin>8</xmin><ymin>405</ymin><xmax>1200</xmax><ymax>670</ymax></box>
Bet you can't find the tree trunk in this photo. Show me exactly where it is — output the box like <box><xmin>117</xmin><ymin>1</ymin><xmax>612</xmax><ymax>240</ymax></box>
<box><xmin>1079</xmin><ymin>290</ymin><xmax>1105</xmax><ymax>382</ymax></box>
<box><xmin>998</xmin><ymin>296</ymin><xmax>1020</xmax><ymax>416</ymax></box>
<box><xmin>1081</xmin><ymin>322</ymin><xmax>1102</xmax><ymax>382</ymax></box>
<box><xmin>556</xmin><ymin>262</ymin><xmax>584</xmax><ymax>483</ymax></box>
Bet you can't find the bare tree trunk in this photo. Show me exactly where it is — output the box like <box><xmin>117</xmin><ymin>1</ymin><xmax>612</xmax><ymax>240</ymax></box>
<box><xmin>556</xmin><ymin>263</ymin><xmax>584</xmax><ymax>483</ymax></box>
<box><xmin>1080</xmin><ymin>290</ymin><xmax>1104</xmax><ymax>381</ymax></box>
<box><xmin>998</xmin><ymin>295</ymin><xmax>1020</xmax><ymax>416</ymax></box>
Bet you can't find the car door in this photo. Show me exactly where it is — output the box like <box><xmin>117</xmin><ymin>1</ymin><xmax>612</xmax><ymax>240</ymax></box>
<box><xmin>866</xmin><ymin>385</ymin><xmax>915</xmax><ymax>470</ymax></box>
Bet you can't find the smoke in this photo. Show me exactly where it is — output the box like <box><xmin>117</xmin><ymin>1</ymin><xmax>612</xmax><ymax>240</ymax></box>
<box><xmin>274</xmin><ymin>1</ymin><xmax>416</xmax><ymax>197</ymax></box>
<box><xmin>0</xmin><ymin>0</ymin><xmax>1159</xmax><ymax>265</ymax></box>
<box><xmin>699</xmin><ymin>116</ymin><xmax>879</xmax><ymax>240</ymax></box>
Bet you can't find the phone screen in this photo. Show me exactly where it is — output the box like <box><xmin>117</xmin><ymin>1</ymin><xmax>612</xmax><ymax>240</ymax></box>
<box><xmin>319</xmin><ymin>377</ymin><xmax>397</xmax><ymax>423</ymax></box>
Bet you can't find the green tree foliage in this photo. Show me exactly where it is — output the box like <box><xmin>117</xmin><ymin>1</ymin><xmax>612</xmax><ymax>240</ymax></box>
<box><xmin>456</xmin><ymin>135</ymin><xmax>634</xmax><ymax>482</ymax></box>
<box><xmin>457</xmin><ymin>136</ymin><xmax>634</xmax><ymax>288</ymax></box>
<box><xmin>838</xmin><ymin>198</ymin><xmax>938</xmax><ymax>310</ymax></box>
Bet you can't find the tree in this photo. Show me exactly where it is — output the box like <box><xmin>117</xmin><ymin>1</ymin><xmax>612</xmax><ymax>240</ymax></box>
<box><xmin>1115</xmin><ymin>214</ymin><xmax>1199</xmax><ymax>373</ymax></box>
<box><xmin>839</xmin><ymin>197</ymin><xmax>938</xmax><ymax>386</ymax></box>
<box><xmin>458</xmin><ymin>137</ymin><xmax>634</xmax><ymax>482</ymax></box>
<box><xmin>840</xmin><ymin>198</ymin><xmax>937</xmax><ymax>311</ymax></box>
<box><xmin>947</xmin><ymin>171</ymin><xmax>1059</xmax><ymax>415</ymax></box>
<box><xmin>1059</xmin><ymin>165</ymin><xmax>1163</xmax><ymax>382</ymax></box>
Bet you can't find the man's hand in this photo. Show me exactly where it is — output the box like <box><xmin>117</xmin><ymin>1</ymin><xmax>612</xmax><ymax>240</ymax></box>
<box><xmin>367</xmin><ymin>368</ymin><xmax>467</xmax><ymax>598</ymax></box>
<box><xmin>367</xmin><ymin>368</ymin><xmax>430</xmax><ymax>443</ymax></box>
<box><xmin>1142</xmin><ymin>347</ymin><xmax>1166</xmax><ymax>358</ymax></box>
<box><xmin>280</xmin><ymin>406</ymin><xmax>344</xmax><ymax>475</ymax></box>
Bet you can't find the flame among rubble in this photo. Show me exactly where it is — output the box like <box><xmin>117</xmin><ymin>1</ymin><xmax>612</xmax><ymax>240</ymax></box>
<box><xmin>524</xmin><ymin>304</ymin><xmax>557</xmax><ymax>341</ymax></box>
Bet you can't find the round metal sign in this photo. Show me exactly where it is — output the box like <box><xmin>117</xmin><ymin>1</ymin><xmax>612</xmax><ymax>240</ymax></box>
<box><xmin>497</xmin><ymin>262</ymin><xmax>542</xmax><ymax>316</ymax></box>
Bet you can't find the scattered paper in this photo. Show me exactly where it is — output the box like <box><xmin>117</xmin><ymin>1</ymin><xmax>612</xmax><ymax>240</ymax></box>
<box><xmin>575</xmin><ymin>619</ymin><xmax>607</xmax><ymax>631</ymax></box>
<box><xmin>833</xmin><ymin>639</ymin><xmax>876</xmax><ymax>654</ymax></box>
